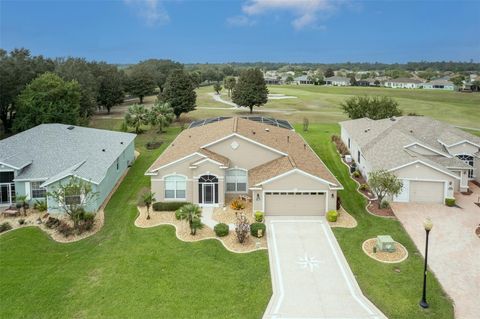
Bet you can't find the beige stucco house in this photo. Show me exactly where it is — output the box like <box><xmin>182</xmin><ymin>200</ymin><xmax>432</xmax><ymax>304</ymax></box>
<box><xmin>340</xmin><ymin>116</ymin><xmax>480</xmax><ymax>204</ymax></box>
<box><xmin>146</xmin><ymin>117</ymin><xmax>343</xmax><ymax>216</ymax></box>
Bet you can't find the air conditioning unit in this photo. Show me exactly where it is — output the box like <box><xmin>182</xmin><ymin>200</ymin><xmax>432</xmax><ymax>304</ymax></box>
<box><xmin>345</xmin><ymin>155</ymin><xmax>352</xmax><ymax>163</ymax></box>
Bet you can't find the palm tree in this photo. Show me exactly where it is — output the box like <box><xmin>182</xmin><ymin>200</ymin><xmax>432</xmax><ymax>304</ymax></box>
<box><xmin>124</xmin><ymin>104</ymin><xmax>148</xmax><ymax>134</ymax></box>
<box><xmin>149</xmin><ymin>102</ymin><xmax>174</xmax><ymax>133</ymax></box>
<box><xmin>142</xmin><ymin>191</ymin><xmax>156</xmax><ymax>220</ymax></box>
<box><xmin>176</xmin><ymin>204</ymin><xmax>203</xmax><ymax>235</ymax></box>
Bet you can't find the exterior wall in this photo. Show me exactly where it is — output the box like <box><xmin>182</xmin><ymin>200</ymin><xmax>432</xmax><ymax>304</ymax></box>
<box><xmin>446</xmin><ymin>142</ymin><xmax>479</xmax><ymax>156</ymax></box>
<box><xmin>423</xmin><ymin>84</ymin><xmax>454</xmax><ymax>91</ymax></box>
<box><xmin>45</xmin><ymin>179</ymin><xmax>100</xmax><ymax>214</ymax></box>
<box><xmin>340</xmin><ymin>125</ymin><xmax>370</xmax><ymax>176</ymax></box>
<box><xmin>206</xmin><ymin>136</ymin><xmax>282</xmax><ymax>170</ymax></box>
<box><xmin>475</xmin><ymin>156</ymin><xmax>480</xmax><ymax>183</ymax></box>
<box><xmin>384</xmin><ymin>82</ymin><xmax>420</xmax><ymax>89</ymax></box>
<box><xmin>151</xmin><ymin>176</ymin><xmax>194</xmax><ymax>204</ymax></box>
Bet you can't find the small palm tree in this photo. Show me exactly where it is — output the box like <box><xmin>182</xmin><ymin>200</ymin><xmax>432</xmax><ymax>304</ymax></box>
<box><xmin>142</xmin><ymin>191</ymin><xmax>156</xmax><ymax>220</ymax></box>
<box><xmin>125</xmin><ymin>104</ymin><xmax>148</xmax><ymax>134</ymax></box>
<box><xmin>149</xmin><ymin>102</ymin><xmax>174</xmax><ymax>133</ymax></box>
<box><xmin>176</xmin><ymin>204</ymin><xmax>203</xmax><ymax>235</ymax></box>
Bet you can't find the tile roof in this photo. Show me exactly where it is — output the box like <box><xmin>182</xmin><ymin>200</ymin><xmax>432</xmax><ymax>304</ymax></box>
<box><xmin>148</xmin><ymin>117</ymin><xmax>341</xmax><ymax>187</ymax></box>
<box><xmin>0</xmin><ymin>124</ymin><xmax>136</xmax><ymax>184</ymax></box>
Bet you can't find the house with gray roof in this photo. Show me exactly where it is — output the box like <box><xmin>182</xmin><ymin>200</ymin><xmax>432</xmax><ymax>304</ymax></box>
<box><xmin>421</xmin><ymin>79</ymin><xmax>455</xmax><ymax>91</ymax></box>
<box><xmin>0</xmin><ymin>124</ymin><xmax>136</xmax><ymax>212</ymax></box>
<box><xmin>325</xmin><ymin>76</ymin><xmax>350</xmax><ymax>86</ymax></box>
<box><xmin>340</xmin><ymin>116</ymin><xmax>480</xmax><ymax>203</ymax></box>
<box><xmin>384</xmin><ymin>78</ymin><xmax>423</xmax><ymax>89</ymax></box>
<box><xmin>294</xmin><ymin>75</ymin><xmax>313</xmax><ymax>85</ymax></box>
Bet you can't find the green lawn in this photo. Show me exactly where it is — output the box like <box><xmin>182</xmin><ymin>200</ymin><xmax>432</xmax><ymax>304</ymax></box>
<box><xmin>195</xmin><ymin>85</ymin><xmax>480</xmax><ymax>129</ymax></box>
<box><xmin>299</xmin><ymin>123</ymin><xmax>454</xmax><ymax>319</ymax></box>
<box><xmin>0</xmin><ymin>123</ymin><xmax>271</xmax><ymax>318</ymax></box>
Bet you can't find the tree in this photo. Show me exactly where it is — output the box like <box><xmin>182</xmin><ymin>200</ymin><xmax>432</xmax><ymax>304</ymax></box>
<box><xmin>189</xmin><ymin>71</ymin><xmax>202</xmax><ymax>88</ymax></box>
<box><xmin>231</xmin><ymin>68</ymin><xmax>268</xmax><ymax>114</ymax></box>
<box><xmin>148</xmin><ymin>102</ymin><xmax>174</xmax><ymax>133</ymax></box>
<box><xmin>142</xmin><ymin>191</ymin><xmax>156</xmax><ymax>220</ymax></box>
<box><xmin>349</xmin><ymin>75</ymin><xmax>357</xmax><ymax>86</ymax></box>
<box><xmin>47</xmin><ymin>177</ymin><xmax>98</xmax><ymax>228</ymax></box>
<box><xmin>213</xmin><ymin>82</ymin><xmax>222</xmax><ymax>94</ymax></box>
<box><xmin>285</xmin><ymin>75</ymin><xmax>294</xmax><ymax>84</ymax></box>
<box><xmin>450</xmin><ymin>75</ymin><xmax>465</xmax><ymax>87</ymax></box>
<box><xmin>176</xmin><ymin>204</ymin><xmax>203</xmax><ymax>235</ymax></box>
<box><xmin>125</xmin><ymin>66</ymin><xmax>156</xmax><ymax>104</ymax></box>
<box><xmin>341</xmin><ymin>95</ymin><xmax>402</xmax><ymax>120</ymax></box>
<box><xmin>94</xmin><ymin>63</ymin><xmax>125</xmax><ymax>113</ymax></box>
<box><xmin>324</xmin><ymin>68</ymin><xmax>335</xmax><ymax>78</ymax></box>
<box><xmin>13</xmin><ymin>72</ymin><xmax>81</xmax><ymax>132</ymax></box>
<box><xmin>124</xmin><ymin>104</ymin><xmax>149</xmax><ymax>134</ymax></box>
<box><xmin>136</xmin><ymin>59</ymin><xmax>183</xmax><ymax>92</ymax></box>
<box><xmin>223</xmin><ymin>76</ymin><xmax>236</xmax><ymax>97</ymax></box>
<box><xmin>159</xmin><ymin>69</ymin><xmax>196</xmax><ymax>120</ymax></box>
<box><xmin>368</xmin><ymin>170</ymin><xmax>403</xmax><ymax>208</ymax></box>
<box><xmin>0</xmin><ymin>48</ymin><xmax>54</xmax><ymax>133</ymax></box>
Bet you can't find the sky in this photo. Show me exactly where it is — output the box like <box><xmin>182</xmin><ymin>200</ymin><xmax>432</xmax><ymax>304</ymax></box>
<box><xmin>1</xmin><ymin>0</ymin><xmax>479</xmax><ymax>64</ymax></box>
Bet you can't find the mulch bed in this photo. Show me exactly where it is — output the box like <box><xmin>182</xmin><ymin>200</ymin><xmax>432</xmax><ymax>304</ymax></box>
<box><xmin>367</xmin><ymin>200</ymin><xmax>396</xmax><ymax>218</ymax></box>
<box><xmin>362</xmin><ymin>238</ymin><xmax>408</xmax><ymax>263</ymax></box>
<box><xmin>472</xmin><ymin>180</ymin><xmax>480</xmax><ymax>188</ymax></box>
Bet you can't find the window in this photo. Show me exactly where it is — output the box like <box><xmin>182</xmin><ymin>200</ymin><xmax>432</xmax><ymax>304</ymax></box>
<box><xmin>457</xmin><ymin>155</ymin><xmax>474</xmax><ymax>178</ymax></box>
<box><xmin>164</xmin><ymin>175</ymin><xmax>186</xmax><ymax>199</ymax></box>
<box><xmin>31</xmin><ymin>182</ymin><xmax>46</xmax><ymax>199</ymax></box>
<box><xmin>357</xmin><ymin>151</ymin><xmax>361</xmax><ymax>164</ymax></box>
<box><xmin>64</xmin><ymin>189</ymin><xmax>82</xmax><ymax>205</ymax></box>
<box><xmin>226</xmin><ymin>169</ymin><xmax>247</xmax><ymax>192</ymax></box>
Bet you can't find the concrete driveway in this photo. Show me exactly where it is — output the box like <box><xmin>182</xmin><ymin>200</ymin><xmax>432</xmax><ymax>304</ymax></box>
<box><xmin>391</xmin><ymin>182</ymin><xmax>480</xmax><ymax>319</ymax></box>
<box><xmin>263</xmin><ymin>216</ymin><xmax>386</xmax><ymax>319</ymax></box>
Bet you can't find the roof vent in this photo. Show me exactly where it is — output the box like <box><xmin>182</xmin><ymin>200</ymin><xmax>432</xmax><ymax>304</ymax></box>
<box><xmin>120</xmin><ymin>141</ymin><xmax>124</xmax><ymax>145</ymax></box>
<box><xmin>102</xmin><ymin>149</ymin><xmax>106</xmax><ymax>152</ymax></box>
<box><xmin>410</xmin><ymin>130</ymin><xmax>414</xmax><ymax>133</ymax></box>
<box><xmin>67</xmin><ymin>126</ymin><xmax>75</xmax><ymax>130</ymax></box>
<box><xmin>364</xmin><ymin>128</ymin><xmax>370</xmax><ymax>133</ymax></box>
<box><xmin>252</xmin><ymin>131</ymin><xmax>256</xmax><ymax>135</ymax></box>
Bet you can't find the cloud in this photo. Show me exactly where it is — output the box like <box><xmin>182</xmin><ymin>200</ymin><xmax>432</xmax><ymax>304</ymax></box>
<box><xmin>239</xmin><ymin>0</ymin><xmax>339</xmax><ymax>30</ymax></box>
<box><xmin>124</xmin><ymin>0</ymin><xmax>170</xmax><ymax>26</ymax></box>
<box><xmin>227</xmin><ymin>15</ymin><xmax>256</xmax><ymax>27</ymax></box>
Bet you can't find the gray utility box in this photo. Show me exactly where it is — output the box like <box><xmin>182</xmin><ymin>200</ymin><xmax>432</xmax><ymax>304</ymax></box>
<box><xmin>376</xmin><ymin>235</ymin><xmax>396</xmax><ymax>253</ymax></box>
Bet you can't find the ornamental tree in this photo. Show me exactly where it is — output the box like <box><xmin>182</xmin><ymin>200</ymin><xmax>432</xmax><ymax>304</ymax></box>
<box><xmin>368</xmin><ymin>170</ymin><xmax>403</xmax><ymax>208</ymax></box>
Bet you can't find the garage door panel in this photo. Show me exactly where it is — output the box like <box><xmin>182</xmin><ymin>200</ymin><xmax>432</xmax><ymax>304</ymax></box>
<box><xmin>409</xmin><ymin>181</ymin><xmax>444</xmax><ymax>203</ymax></box>
<box><xmin>265</xmin><ymin>192</ymin><xmax>326</xmax><ymax>216</ymax></box>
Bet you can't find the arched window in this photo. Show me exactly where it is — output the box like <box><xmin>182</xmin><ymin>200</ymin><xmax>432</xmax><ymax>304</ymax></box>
<box><xmin>164</xmin><ymin>175</ymin><xmax>186</xmax><ymax>199</ymax></box>
<box><xmin>199</xmin><ymin>175</ymin><xmax>218</xmax><ymax>183</ymax></box>
<box><xmin>456</xmin><ymin>155</ymin><xmax>474</xmax><ymax>179</ymax></box>
<box><xmin>226</xmin><ymin>169</ymin><xmax>247</xmax><ymax>192</ymax></box>
<box><xmin>198</xmin><ymin>175</ymin><xmax>218</xmax><ymax>204</ymax></box>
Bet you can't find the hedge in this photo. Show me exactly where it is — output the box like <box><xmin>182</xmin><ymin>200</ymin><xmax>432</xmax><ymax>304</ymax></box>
<box><xmin>153</xmin><ymin>202</ymin><xmax>190</xmax><ymax>212</ymax></box>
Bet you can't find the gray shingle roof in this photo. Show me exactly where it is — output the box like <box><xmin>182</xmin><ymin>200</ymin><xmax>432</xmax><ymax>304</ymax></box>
<box><xmin>325</xmin><ymin>76</ymin><xmax>350</xmax><ymax>82</ymax></box>
<box><xmin>0</xmin><ymin>124</ymin><xmax>136</xmax><ymax>185</ymax></box>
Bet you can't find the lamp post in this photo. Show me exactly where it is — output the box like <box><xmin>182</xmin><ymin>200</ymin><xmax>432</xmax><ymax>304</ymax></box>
<box><xmin>420</xmin><ymin>218</ymin><xmax>433</xmax><ymax>309</ymax></box>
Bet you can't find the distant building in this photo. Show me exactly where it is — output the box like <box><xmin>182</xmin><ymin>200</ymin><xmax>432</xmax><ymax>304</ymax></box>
<box><xmin>264</xmin><ymin>76</ymin><xmax>281</xmax><ymax>85</ymax></box>
<box><xmin>325</xmin><ymin>76</ymin><xmax>350</xmax><ymax>86</ymax></box>
<box><xmin>356</xmin><ymin>78</ymin><xmax>378</xmax><ymax>87</ymax></box>
<box><xmin>422</xmin><ymin>79</ymin><xmax>455</xmax><ymax>91</ymax></box>
<box><xmin>294</xmin><ymin>75</ymin><xmax>314</xmax><ymax>85</ymax></box>
<box><xmin>384</xmin><ymin>78</ymin><xmax>423</xmax><ymax>89</ymax></box>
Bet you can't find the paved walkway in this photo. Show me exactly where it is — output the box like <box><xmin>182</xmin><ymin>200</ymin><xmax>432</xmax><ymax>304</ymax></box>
<box><xmin>391</xmin><ymin>182</ymin><xmax>480</xmax><ymax>319</ymax></box>
<box><xmin>263</xmin><ymin>216</ymin><xmax>386</xmax><ymax>319</ymax></box>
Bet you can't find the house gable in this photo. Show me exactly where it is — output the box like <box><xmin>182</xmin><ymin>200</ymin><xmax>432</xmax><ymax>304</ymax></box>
<box><xmin>258</xmin><ymin>169</ymin><xmax>333</xmax><ymax>191</ymax></box>
<box><xmin>205</xmin><ymin>135</ymin><xmax>283</xmax><ymax>170</ymax></box>
<box><xmin>390</xmin><ymin>161</ymin><xmax>460</xmax><ymax>181</ymax></box>
<box><xmin>445</xmin><ymin>141</ymin><xmax>480</xmax><ymax>156</ymax></box>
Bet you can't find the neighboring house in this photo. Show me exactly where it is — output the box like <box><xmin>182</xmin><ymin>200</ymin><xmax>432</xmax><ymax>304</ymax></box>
<box><xmin>0</xmin><ymin>124</ymin><xmax>136</xmax><ymax>212</ymax></box>
<box><xmin>264</xmin><ymin>76</ymin><xmax>281</xmax><ymax>85</ymax></box>
<box><xmin>294</xmin><ymin>75</ymin><xmax>314</xmax><ymax>85</ymax></box>
<box><xmin>340</xmin><ymin>116</ymin><xmax>480</xmax><ymax>204</ymax></box>
<box><xmin>146</xmin><ymin>117</ymin><xmax>343</xmax><ymax>216</ymax></box>
<box><xmin>422</xmin><ymin>79</ymin><xmax>455</xmax><ymax>91</ymax></box>
<box><xmin>384</xmin><ymin>78</ymin><xmax>423</xmax><ymax>89</ymax></box>
<box><xmin>325</xmin><ymin>76</ymin><xmax>351</xmax><ymax>86</ymax></box>
<box><xmin>356</xmin><ymin>78</ymin><xmax>378</xmax><ymax>87</ymax></box>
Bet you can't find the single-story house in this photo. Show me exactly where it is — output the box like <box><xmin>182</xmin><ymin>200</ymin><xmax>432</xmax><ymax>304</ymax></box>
<box><xmin>294</xmin><ymin>75</ymin><xmax>314</xmax><ymax>85</ymax></box>
<box><xmin>0</xmin><ymin>124</ymin><xmax>136</xmax><ymax>213</ymax></box>
<box><xmin>356</xmin><ymin>78</ymin><xmax>378</xmax><ymax>87</ymax></box>
<box><xmin>422</xmin><ymin>79</ymin><xmax>455</xmax><ymax>91</ymax></box>
<box><xmin>325</xmin><ymin>76</ymin><xmax>351</xmax><ymax>86</ymax></box>
<box><xmin>264</xmin><ymin>76</ymin><xmax>282</xmax><ymax>85</ymax></box>
<box><xmin>384</xmin><ymin>78</ymin><xmax>423</xmax><ymax>89</ymax></box>
<box><xmin>340</xmin><ymin>116</ymin><xmax>480</xmax><ymax>203</ymax></box>
<box><xmin>146</xmin><ymin>117</ymin><xmax>343</xmax><ymax>216</ymax></box>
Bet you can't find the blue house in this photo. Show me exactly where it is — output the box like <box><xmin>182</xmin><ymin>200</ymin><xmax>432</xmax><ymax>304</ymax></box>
<box><xmin>0</xmin><ymin>124</ymin><xmax>136</xmax><ymax>213</ymax></box>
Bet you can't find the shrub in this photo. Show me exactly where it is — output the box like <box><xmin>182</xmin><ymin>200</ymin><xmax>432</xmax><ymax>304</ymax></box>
<box><xmin>214</xmin><ymin>223</ymin><xmax>229</xmax><ymax>237</ymax></box>
<box><xmin>57</xmin><ymin>222</ymin><xmax>74</xmax><ymax>237</ymax></box>
<box><xmin>250</xmin><ymin>222</ymin><xmax>266</xmax><ymax>238</ymax></box>
<box><xmin>326</xmin><ymin>210</ymin><xmax>339</xmax><ymax>222</ymax></box>
<box><xmin>359</xmin><ymin>183</ymin><xmax>369</xmax><ymax>191</ymax></box>
<box><xmin>34</xmin><ymin>200</ymin><xmax>48</xmax><ymax>212</ymax></box>
<box><xmin>352</xmin><ymin>171</ymin><xmax>361</xmax><ymax>178</ymax></box>
<box><xmin>175</xmin><ymin>210</ymin><xmax>182</xmax><ymax>220</ymax></box>
<box><xmin>18</xmin><ymin>219</ymin><xmax>25</xmax><ymax>225</ymax></box>
<box><xmin>153</xmin><ymin>202</ymin><xmax>190</xmax><ymax>211</ymax></box>
<box><xmin>45</xmin><ymin>217</ymin><xmax>61</xmax><ymax>229</ymax></box>
<box><xmin>230</xmin><ymin>199</ymin><xmax>245</xmax><ymax>210</ymax></box>
<box><xmin>0</xmin><ymin>222</ymin><xmax>12</xmax><ymax>233</ymax></box>
<box><xmin>235</xmin><ymin>213</ymin><xmax>250</xmax><ymax>243</ymax></box>
<box><xmin>445</xmin><ymin>198</ymin><xmax>456</xmax><ymax>207</ymax></box>
<box><xmin>254</xmin><ymin>211</ymin><xmax>264</xmax><ymax>222</ymax></box>
<box><xmin>380</xmin><ymin>200</ymin><xmax>390</xmax><ymax>209</ymax></box>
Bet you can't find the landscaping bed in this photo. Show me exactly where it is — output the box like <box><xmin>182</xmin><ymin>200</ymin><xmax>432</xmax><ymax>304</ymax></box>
<box><xmin>362</xmin><ymin>238</ymin><xmax>408</xmax><ymax>263</ymax></box>
<box><xmin>328</xmin><ymin>206</ymin><xmax>357</xmax><ymax>228</ymax></box>
<box><xmin>367</xmin><ymin>200</ymin><xmax>396</xmax><ymax>218</ymax></box>
<box><xmin>212</xmin><ymin>198</ymin><xmax>255</xmax><ymax>224</ymax></box>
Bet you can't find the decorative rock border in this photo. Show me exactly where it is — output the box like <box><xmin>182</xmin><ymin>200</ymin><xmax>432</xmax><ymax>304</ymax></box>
<box><xmin>135</xmin><ymin>206</ymin><xmax>267</xmax><ymax>254</ymax></box>
<box><xmin>362</xmin><ymin>238</ymin><xmax>408</xmax><ymax>264</ymax></box>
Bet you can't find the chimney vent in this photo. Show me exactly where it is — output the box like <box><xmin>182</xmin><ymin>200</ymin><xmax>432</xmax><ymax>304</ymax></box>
<box><xmin>102</xmin><ymin>149</ymin><xmax>106</xmax><ymax>152</ymax></box>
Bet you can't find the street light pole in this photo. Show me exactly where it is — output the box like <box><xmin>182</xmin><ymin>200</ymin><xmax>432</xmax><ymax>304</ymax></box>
<box><xmin>420</xmin><ymin>218</ymin><xmax>433</xmax><ymax>309</ymax></box>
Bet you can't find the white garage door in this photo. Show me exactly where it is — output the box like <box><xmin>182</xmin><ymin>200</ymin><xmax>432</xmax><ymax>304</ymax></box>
<box><xmin>409</xmin><ymin>181</ymin><xmax>445</xmax><ymax>203</ymax></box>
<box><xmin>264</xmin><ymin>192</ymin><xmax>326</xmax><ymax>216</ymax></box>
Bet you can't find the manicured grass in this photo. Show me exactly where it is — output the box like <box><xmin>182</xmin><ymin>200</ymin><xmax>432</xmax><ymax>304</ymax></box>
<box><xmin>298</xmin><ymin>123</ymin><xmax>454</xmax><ymax>319</ymax></box>
<box><xmin>0</xmin><ymin>123</ymin><xmax>271</xmax><ymax>318</ymax></box>
<box><xmin>194</xmin><ymin>85</ymin><xmax>480</xmax><ymax>129</ymax></box>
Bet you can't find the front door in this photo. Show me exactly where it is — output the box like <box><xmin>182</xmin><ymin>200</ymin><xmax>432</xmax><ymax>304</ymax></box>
<box><xmin>0</xmin><ymin>184</ymin><xmax>11</xmax><ymax>206</ymax></box>
<box><xmin>203</xmin><ymin>183</ymin><xmax>214</xmax><ymax>204</ymax></box>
